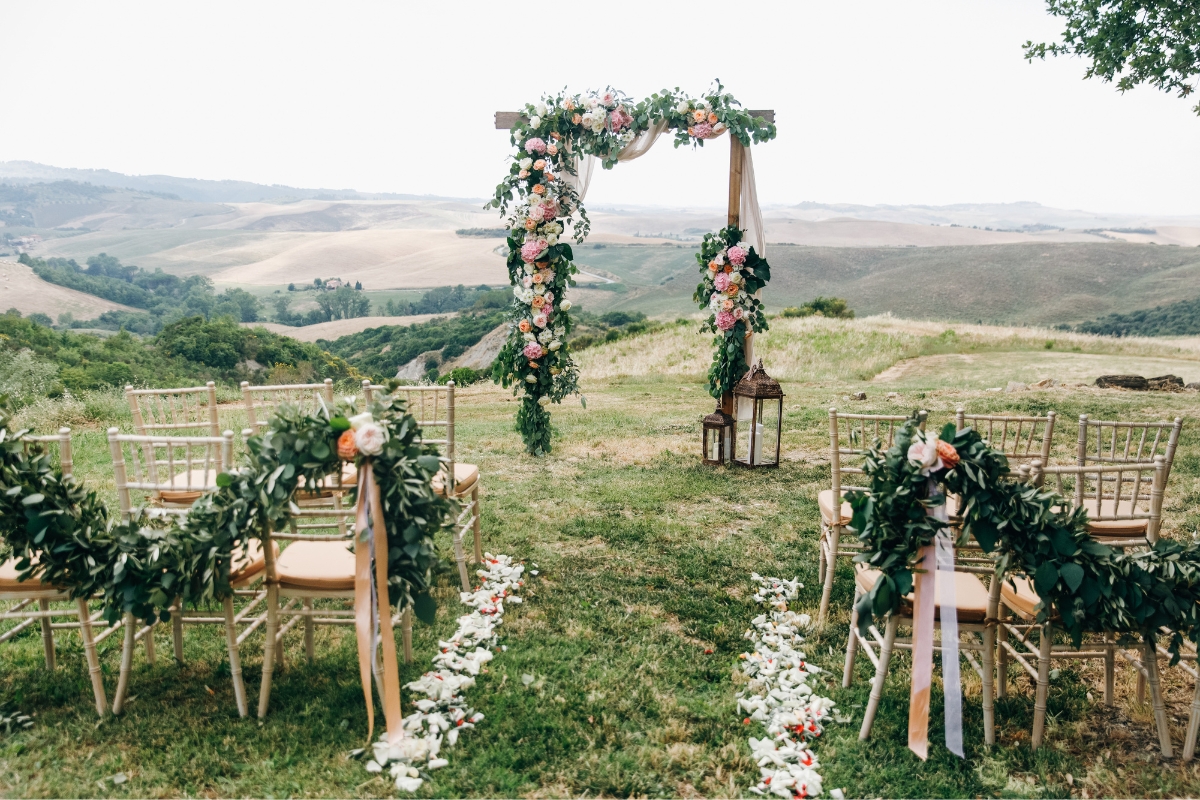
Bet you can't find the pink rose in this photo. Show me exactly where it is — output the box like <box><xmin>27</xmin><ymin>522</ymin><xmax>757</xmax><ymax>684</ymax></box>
<box><xmin>609</xmin><ymin>106</ymin><xmax>632</xmax><ymax>130</ymax></box>
<box><xmin>544</xmin><ymin>291</ymin><xmax>554</xmax><ymax>303</ymax></box>
<box><xmin>691</xmin><ymin>122</ymin><xmax>713</xmax><ymax>139</ymax></box>
<box><xmin>522</xmin><ymin>275</ymin><xmax>532</xmax><ymax>288</ymax></box>
<box><xmin>727</xmin><ymin>245</ymin><xmax>747</xmax><ymax>266</ymax></box>
<box><xmin>353</xmin><ymin>423</ymin><xmax>386</xmax><ymax>457</ymax></box>
<box><xmin>602</xmin><ymin>91</ymin><xmax>615</xmax><ymax>106</ymax></box>
<box><xmin>533</xmin><ymin>313</ymin><xmax>548</xmax><ymax>328</ymax></box>
<box><xmin>713</xmin><ymin>272</ymin><xmax>730</xmax><ymax>292</ymax></box>
<box><xmin>523</xmin><ymin>341</ymin><xmax>544</xmax><ymax>360</ymax></box>
<box><xmin>715</xmin><ymin>310</ymin><xmax>735</xmax><ymax>331</ymax></box>
<box><xmin>520</xmin><ymin>240</ymin><xmax>547</xmax><ymax>263</ymax></box>
<box><xmin>733</xmin><ymin>307</ymin><xmax>744</xmax><ymax>320</ymax></box>
<box><xmin>524</xmin><ymin>138</ymin><xmax>547</xmax><ymax>154</ymax></box>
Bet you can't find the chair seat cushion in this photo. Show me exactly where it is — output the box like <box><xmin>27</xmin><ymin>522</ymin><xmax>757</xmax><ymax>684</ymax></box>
<box><xmin>855</xmin><ymin>564</ymin><xmax>990</xmax><ymax>623</ymax></box>
<box><xmin>230</xmin><ymin>540</ymin><xmax>277</xmax><ymax>582</ymax></box>
<box><xmin>0</xmin><ymin>558</ymin><xmax>49</xmax><ymax>591</ymax></box>
<box><xmin>275</xmin><ymin>541</ymin><xmax>356</xmax><ymax>591</ymax></box>
<box><xmin>998</xmin><ymin>575</ymin><xmax>1062</xmax><ymax>621</ymax></box>
<box><xmin>1084</xmin><ymin>498</ymin><xmax>1150</xmax><ymax>537</ymax></box>
<box><xmin>821</xmin><ymin>490</ymin><xmax>958</xmax><ymax>526</ymax></box>
<box><xmin>433</xmin><ymin>463</ymin><xmax>480</xmax><ymax>497</ymax></box>
<box><xmin>295</xmin><ymin>463</ymin><xmax>358</xmax><ymax>499</ymax></box>
<box><xmin>161</xmin><ymin>468</ymin><xmax>218</xmax><ymax>504</ymax></box>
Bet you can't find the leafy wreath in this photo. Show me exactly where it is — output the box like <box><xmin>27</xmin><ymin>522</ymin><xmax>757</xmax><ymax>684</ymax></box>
<box><xmin>848</xmin><ymin>415</ymin><xmax>1200</xmax><ymax>659</ymax></box>
<box><xmin>489</xmin><ymin>82</ymin><xmax>776</xmax><ymax>455</ymax></box>
<box><xmin>692</xmin><ymin>226</ymin><xmax>771</xmax><ymax>397</ymax></box>
<box><xmin>0</xmin><ymin>389</ymin><xmax>452</xmax><ymax>629</ymax></box>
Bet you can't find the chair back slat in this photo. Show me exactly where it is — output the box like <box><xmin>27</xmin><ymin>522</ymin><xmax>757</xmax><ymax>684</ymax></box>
<box><xmin>1031</xmin><ymin>457</ymin><xmax>1166</xmax><ymax>543</ymax></box>
<box><xmin>107</xmin><ymin>428</ymin><xmax>234</xmax><ymax>518</ymax></box>
<box><xmin>126</xmin><ymin>383</ymin><xmax>220</xmax><ymax>437</ymax></box>
<box><xmin>828</xmin><ymin>408</ymin><xmax>926</xmax><ymax>499</ymax></box>
<box><xmin>240</xmin><ymin>380</ymin><xmax>335</xmax><ymax>435</ymax></box>
<box><xmin>23</xmin><ymin>427</ymin><xmax>74</xmax><ymax>480</ymax></box>
<box><xmin>1078</xmin><ymin>416</ymin><xmax>1183</xmax><ymax>481</ymax></box>
<box><xmin>956</xmin><ymin>409</ymin><xmax>1056</xmax><ymax>465</ymax></box>
<box><xmin>363</xmin><ymin>380</ymin><xmax>457</xmax><ymax>492</ymax></box>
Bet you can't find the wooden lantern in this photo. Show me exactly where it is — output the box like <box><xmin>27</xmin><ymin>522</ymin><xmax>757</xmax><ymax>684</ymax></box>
<box><xmin>732</xmin><ymin>360</ymin><xmax>783</xmax><ymax>468</ymax></box>
<box><xmin>702</xmin><ymin>407</ymin><xmax>735</xmax><ymax>465</ymax></box>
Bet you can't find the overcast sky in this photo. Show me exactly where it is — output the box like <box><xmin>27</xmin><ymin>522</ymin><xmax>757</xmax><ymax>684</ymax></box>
<box><xmin>4</xmin><ymin>1</ymin><xmax>1199</xmax><ymax>215</ymax></box>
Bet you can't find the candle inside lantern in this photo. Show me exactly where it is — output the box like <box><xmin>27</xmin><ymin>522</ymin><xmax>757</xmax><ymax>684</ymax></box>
<box><xmin>753</xmin><ymin>422</ymin><xmax>764</xmax><ymax>465</ymax></box>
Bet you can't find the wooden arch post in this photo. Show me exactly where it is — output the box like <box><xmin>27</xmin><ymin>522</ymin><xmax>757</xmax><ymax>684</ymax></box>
<box><xmin>494</xmin><ymin>108</ymin><xmax>774</xmax><ymax>417</ymax></box>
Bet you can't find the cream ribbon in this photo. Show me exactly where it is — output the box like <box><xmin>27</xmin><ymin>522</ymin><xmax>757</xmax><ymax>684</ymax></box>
<box><xmin>355</xmin><ymin>461</ymin><xmax>404</xmax><ymax>745</ymax></box>
<box><xmin>907</xmin><ymin>480</ymin><xmax>964</xmax><ymax>759</ymax></box>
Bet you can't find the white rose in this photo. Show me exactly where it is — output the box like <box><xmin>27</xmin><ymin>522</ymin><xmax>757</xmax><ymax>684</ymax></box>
<box><xmin>585</xmin><ymin>97</ymin><xmax>598</xmax><ymax>109</ymax></box>
<box><xmin>537</xmin><ymin>395</ymin><xmax>551</xmax><ymax>407</ymax></box>
<box><xmin>530</xmin><ymin>115</ymin><xmax>542</xmax><ymax>129</ymax></box>
<box><xmin>525</xmin><ymin>375</ymin><xmax>537</xmax><ymax>383</ymax></box>
<box><xmin>675</xmin><ymin>100</ymin><xmax>690</xmax><ymax>114</ymax></box>
<box><xmin>348</xmin><ymin>411</ymin><xmax>374</xmax><ymax>431</ymax></box>
<box><xmin>559</xmin><ymin>300</ymin><xmax>572</xmax><ymax>311</ymax></box>
<box><xmin>354</xmin><ymin>423</ymin><xmax>386</xmax><ymax>456</ymax></box>
<box><xmin>537</xmin><ymin>328</ymin><xmax>553</xmax><ymax>344</ymax></box>
<box><xmin>549</xmin><ymin>340</ymin><xmax>562</xmax><ymax>351</ymax></box>
<box><xmin>523</xmin><ymin>331</ymin><xmax>536</xmax><ymax>342</ymax></box>
<box><xmin>546</xmin><ymin>234</ymin><xmax>558</xmax><ymax>245</ymax></box>
<box><xmin>519</xmin><ymin>157</ymin><xmax>532</xmax><ymax>170</ymax></box>
<box><xmin>535</xmin><ymin>101</ymin><xmax>548</xmax><ymax>117</ymax></box>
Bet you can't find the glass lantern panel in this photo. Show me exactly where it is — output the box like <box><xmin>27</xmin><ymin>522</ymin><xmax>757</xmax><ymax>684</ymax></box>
<box><xmin>755</xmin><ymin>398</ymin><xmax>781</xmax><ymax>466</ymax></box>
<box><xmin>734</xmin><ymin>398</ymin><xmax>756</xmax><ymax>465</ymax></box>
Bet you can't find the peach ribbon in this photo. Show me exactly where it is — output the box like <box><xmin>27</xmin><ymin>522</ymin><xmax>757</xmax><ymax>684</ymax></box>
<box><xmin>355</xmin><ymin>460</ymin><xmax>403</xmax><ymax>745</ymax></box>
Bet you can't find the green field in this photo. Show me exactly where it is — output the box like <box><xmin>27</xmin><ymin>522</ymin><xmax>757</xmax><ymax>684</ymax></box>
<box><xmin>1</xmin><ymin>318</ymin><xmax>1199</xmax><ymax>797</ymax></box>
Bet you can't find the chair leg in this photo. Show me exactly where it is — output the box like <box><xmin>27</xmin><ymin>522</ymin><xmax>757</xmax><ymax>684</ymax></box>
<box><xmin>1103</xmin><ymin>631</ymin><xmax>1115</xmax><ymax>706</ymax></box>
<box><xmin>453</xmin><ymin>527</ymin><xmax>470</xmax><ymax>593</ymax></box>
<box><xmin>1184</xmin><ymin>671</ymin><xmax>1200</xmax><ymax>762</ymax></box>
<box><xmin>223</xmin><ymin>596</ymin><xmax>248</xmax><ymax>718</ymax></box>
<box><xmin>143</xmin><ymin>620</ymin><xmax>156</xmax><ymax>666</ymax></box>
<box><xmin>860</xmin><ymin>614</ymin><xmax>898</xmax><ymax>741</ymax></box>
<box><xmin>982</xmin><ymin>617</ymin><xmax>996</xmax><ymax>747</ymax></box>
<box><xmin>257</xmin><ymin>583</ymin><xmax>279</xmax><ymax>719</ymax></box>
<box><xmin>817</xmin><ymin>531</ymin><xmax>827</xmax><ymax>589</ymax></box>
<box><xmin>172</xmin><ymin>597</ymin><xmax>185</xmax><ymax>664</ymax></box>
<box><xmin>1137</xmin><ymin>666</ymin><xmax>1147</xmax><ymax>705</ymax></box>
<box><xmin>843</xmin><ymin>588</ymin><xmax>861</xmax><ymax>689</ymax></box>
<box><xmin>817</xmin><ymin>527</ymin><xmax>840</xmax><ymax>629</ymax></box>
<box><xmin>997</xmin><ymin>604</ymin><xmax>1009</xmax><ymax>700</ymax></box>
<box><xmin>303</xmin><ymin>599</ymin><xmax>314</xmax><ymax>663</ymax></box>
<box><xmin>1032</xmin><ymin>622</ymin><xmax>1052</xmax><ymax>749</ymax></box>
<box><xmin>113</xmin><ymin>613</ymin><xmax>137</xmax><ymax>715</ymax></box>
<box><xmin>37</xmin><ymin>598</ymin><xmax>56</xmax><ymax>671</ymax></box>
<box><xmin>1144</xmin><ymin>637</ymin><xmax>1174</xmax><ymax>757</ymax></box>
<box><xmin>77</xmin><ymin>598</ymin><xmax>107</xmax><ymax>717</ymax></box>
<box><xmin>471</xmin><ymin>483</ymin><xmax>483</xmax><ymax>565</ymax></box>
<box><xmin>402</xmin><ymin>607</ymin><xmax>413</xmax><ymax>664</ymax></box>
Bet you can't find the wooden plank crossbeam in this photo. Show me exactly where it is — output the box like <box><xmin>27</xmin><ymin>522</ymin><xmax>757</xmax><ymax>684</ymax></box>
<box><xmin>494</xmin><ymin>109</ymin><xmax>774</xmax><ymax>129</ymax></box>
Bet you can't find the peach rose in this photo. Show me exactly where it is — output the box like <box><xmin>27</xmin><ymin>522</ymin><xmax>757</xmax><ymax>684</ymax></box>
<box><xmin>550</xmin><ymin>131</ymin><xmax>561</xmax><ymax>140</ymax></box>
<box><xmin>722</xmin><ymin>299</ymin><xmax>734</xmax><ymax>311</ymax></box>
<box><xmin>723</xmin><ymin>264</ymin><xmax>734</xmax><ymax>274</ymax></box>
<box><xmin>531</xmin><ymin>272</ymin><xmax>544</xmax><ymax>284</ymax></box>
<box><xmin>693</xmin><ymin>109</ymin><xmax>706</xmax><ymax>122</ymax></box>
<box><xmin>547</xmin><ymin>142</ymin><xmax>558</xmax><ymax>154</ymax></box>
<box><xmin>532</xmin><ymin>184</ymin><xmax>545</xmax><ymax>195</ymax></box>
<box><xmin>687</xmin><ymin>126</ymin><xmax>695</xmax><ymax>136</ymax></box>
<box><xmin>533</xmin><ymin>159</ymin><xmax>546</xmax><ymax>170</ymax></box>
<box><xmin>531</xmin><ymin>295</ymin><xmax>545</xmax><ymax>308</ymax></box>
<box><xmin>544</xmin><ymin>172</ymin><xmax>555</xmax><ymax>181</ymax></box>
<box><xmin>535</xmin><ymin>260</ymin><xmax>549</xmax><ymax>268</ymax></box>
<box><xmin>708</xmin><ymin>112</ymin><xmax>718</xmax><ymax>124</ymax></box>
<box><xmin>524</xmin><ymin>218</ymin><xmax>537</xmax><ymax>230</ymax></box>
<box><xmin>519</xmin><ymin>319</ymin><xmax>531</xmax><ymax>333</ymax></box>
<box><xmin>726</xmin><ymin>284</ymin><xmax>739</xmax><ymax>297</ymax></box>
<box><xmin>564</xmin><ymin>99</ymin><xmax>575</xmax><ymax>111</ymax></box>
<box><xmin>572</xmin><ymin>113</ymin><xmax>582</xmax><ymax>124</ymax></box>
<box><xmin>936</xmin><ymin>439</ymin><xmax>960</xmax><ymax>469</ymax></box>
<box><xmin>528</xmin><ymin>361</ymin><xmax>539</xmax><ymax>369</ymax></box>
<box><xmin>708</xmin><ymin>261</ymin><xmax>720</xmax><ymax>272</ymax></box>
<box><xmin>337</xmin><ymin>429</ymin><xmax>357</xmax><ymax>460</ymax></box>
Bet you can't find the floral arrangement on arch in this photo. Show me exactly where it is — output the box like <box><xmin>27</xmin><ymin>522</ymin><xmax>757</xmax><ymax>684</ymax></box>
<box><xmin>490</xmin><ymin>83</ymin><xmax>776</xmax><ymax>455</ymax></box>
<box><xmin>693</xmin><ymin>226</ymin><xmax>772</xmax><ymax>398</ymax></box>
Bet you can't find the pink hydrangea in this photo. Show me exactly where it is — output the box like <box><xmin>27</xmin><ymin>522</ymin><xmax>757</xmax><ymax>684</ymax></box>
<box><xmin>713</xmin><ymin>272</ymin><xmax>730</xmax><ymax>292</ymax></box>
<box><xmin>609</xmin><ymin>106</ymin><xmax>632</xmax><ymax>130</ymax></box>
<box><xmin>524</xmin><ymin>138</ymin><xmax>547</xmax><ymax>154</ymax></box>
<box><xmin>691</xmin><ymin>122</ymin><xmax>713</xmax><ymax>139</ymax></box>
<box><xmin>727</xmin><ymin>245</ymin><xmax>747</xmax><ymax>266</ymax></box>
<box><xmin>520</xmin><ymin>239</ymin><xmax>547</xmax><ymax>263</ymax></box>
<box><xmin>715</xmin><ymin>310</ymin><xmax>735</xmax><ymax>331</ymax></box>
<box><xmin>523</xmin><ymin>341</ymin><xmax>544</xmax><ymax>360</ymax></box>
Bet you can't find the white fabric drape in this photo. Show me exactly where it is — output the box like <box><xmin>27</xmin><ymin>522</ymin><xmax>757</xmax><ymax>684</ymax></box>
<box><xmin>739</xmin><ymin>144</ymin><xmax>765</xmax><ymax>257</ymax></box>
<box><xmin>562</xmin><ymin>119</ymin><xmax>669</xmax><ymax>203</ymax></box>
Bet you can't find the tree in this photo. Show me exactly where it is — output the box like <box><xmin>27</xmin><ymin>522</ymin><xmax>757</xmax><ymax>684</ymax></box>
<box><xmin>26</xmin><ymin>312</ymin><xmax>53</xmax><ymax>327</ymax></box>
<box><xmin>213</xmin><ymin>288</ymin><xmax>261</xmax><ymax>323</ymax></box>
<box><xmin>354</xmin><ymin>281</ymin><xmax>363</xmax><ymax>290</ymax></box>
<box><xmin>315</xmin><ymin>285</ymin><xmax>370</xmax><ymax>321</ymax></box>
<box><xmin>287</xmin><ymin>283</ymin><xmax>295</xmax><ymax>291</ymax></box>
<box><xmin>1026</xmin><ymin>1</ymin><xmax>1200</xmax><ymax>114</ymax></box>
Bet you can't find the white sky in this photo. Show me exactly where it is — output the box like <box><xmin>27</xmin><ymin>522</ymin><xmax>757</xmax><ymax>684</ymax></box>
<box><xmin>3</xmin><ymin>0</ymin><xmax>1199</xmax><ymax>215</ymax></box>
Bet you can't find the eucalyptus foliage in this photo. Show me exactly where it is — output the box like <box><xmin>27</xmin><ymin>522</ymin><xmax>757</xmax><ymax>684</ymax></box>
<box><xmin>849</xmin><ymin>415</ymin><xmax>1200</xmax><ymax>659</ymax></box>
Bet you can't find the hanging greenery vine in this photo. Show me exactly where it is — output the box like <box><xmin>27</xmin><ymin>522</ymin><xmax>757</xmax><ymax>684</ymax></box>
<box><xmin>848</xmin><ymin>415</ymin><xmax>1200</xmax><ymax>659</ymax></box>
<box><xmin>0</xmin><ymin>388</ymin><xmax>452</xmax><ymax>628</ymax></box>
<box><xmin>692</xmin><ymin>226</ymin><xmax>771</xmax><ymax>397</ymax></box>
<box><xmin>489</xmin><ymin>82</ymin><xmax>776</xmax><ymax>454</ymax></box>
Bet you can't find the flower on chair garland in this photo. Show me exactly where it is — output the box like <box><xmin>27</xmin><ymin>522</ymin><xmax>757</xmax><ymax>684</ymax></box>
<box><xmin>693</xmin><ymin>226</ymin><xmax>772</xmax><ymax>398</ymax></box>
<box><xmin>489</xmin><ymin>83</ymin><xmax>776</xmax><ymax>455</ymax></box>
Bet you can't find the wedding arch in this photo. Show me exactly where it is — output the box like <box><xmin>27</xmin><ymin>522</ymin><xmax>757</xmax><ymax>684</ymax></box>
<box><xmin>487</xmin><ymin>84</ymin><xmax>777</xmax><ymax>454</ymax></box>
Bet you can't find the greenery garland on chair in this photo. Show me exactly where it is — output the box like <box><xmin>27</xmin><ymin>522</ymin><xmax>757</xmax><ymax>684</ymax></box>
<box><xmin>848</xmin><ymin>415</ymin><xmax>1200</xmax><ymax>659</ymax></box>
<box><xmin>489</xmin><ymin>82</ymin><xmax>776</xmax><ymax>454</ymax></box>
<box><xmin>0</xmin><ymin>388</ymin><xmax>453</xmax><ymax>630</ymax></box>
<box><xmin>692</xmin><ymin>226</ymin><xmax>771</xmax><ymax>397</ymax></box>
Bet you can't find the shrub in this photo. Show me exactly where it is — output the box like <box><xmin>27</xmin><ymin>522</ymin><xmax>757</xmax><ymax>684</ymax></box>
<box><xmin>780</xmin><ymin>297</ymin><xmax>855</xmax><ymax>319</ymax></box>
<box><xmin>439</xmin><ymin>367</ymin><xmax>485</xmax><ymax>387</ymax></box>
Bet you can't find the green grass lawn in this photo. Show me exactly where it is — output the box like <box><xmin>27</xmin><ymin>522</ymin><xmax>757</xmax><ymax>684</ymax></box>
<box><xmin>2</xmin><ymin>319</ymin><xmax>1199</xmax><ymax>798</ymax></box>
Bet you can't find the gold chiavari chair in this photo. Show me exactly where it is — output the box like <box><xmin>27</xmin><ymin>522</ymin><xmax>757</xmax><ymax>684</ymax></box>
<box><xmin>817</xmin><ymin>409</ymin><xmax>926</xmax><ymax>628</ymax></box>
<box><xmin>0</xmin><ymin>427</ymin><xmax>107</xmax><ymax>716</ymax></box>
<box><xmin>956</xmin><ymin>409</ymin><xmax>1056</xmax><ymax>467</ymax></box>
<box><xmin>126</xmin><ymin>382</ymin><xmax>220</xmax><ymax>439</ymax></box>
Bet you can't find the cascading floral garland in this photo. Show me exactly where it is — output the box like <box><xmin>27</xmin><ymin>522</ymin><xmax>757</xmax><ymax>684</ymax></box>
<box><xmin>489</xmin><ymin>83</ymin><xmax>776</xmax><ymax>455</ymax></box>
<box><xmin>848</xmin><ymin>416</ymin><xmax>1200</xmax><ymax>659</ymax></box>
<box><xmin>693</xmin><ymin>226</ymin><xmax>772</xmax><ymax>398</ymax></box>
<box><xmin>0</xmin><ymin>389</ymin><xmax>451</xmax><ymax>630</ymax></box>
